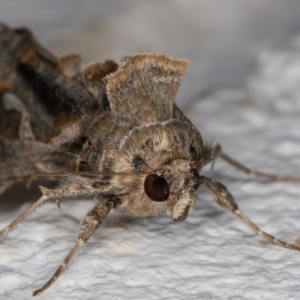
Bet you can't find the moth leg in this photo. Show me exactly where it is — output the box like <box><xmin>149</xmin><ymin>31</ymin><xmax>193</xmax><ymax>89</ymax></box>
<box><xmin>201</xmin><ymin>175</ymin><xmax>300</xmax><ymax>251</ymax></box>
<box><xmin>55</xmin><ymin>199</ymin><xmax>61</xmax><ymax>210</ymax></box>
<box><xmin>0</xmin><ymin>194</ymin><xmax>48</xmax><ymax>237</ymax></box>
<box><xmin>211</xmin><ymin>144</ymin><xmax>300</xmax><ymax>182</ymax></box>
<box><xmin>33</xmin><ymin>200</ymin><xmax>114</xmax><ymax>296</ymax></box>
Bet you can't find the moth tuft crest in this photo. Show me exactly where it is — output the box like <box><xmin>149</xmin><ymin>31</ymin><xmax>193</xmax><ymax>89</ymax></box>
<box><xmin>105</xmin><ymin>53</ymin><xmax>190</xmax><ymax>124</ymax></box>
<box><xmin>58</xmin><ymin>54</ymin><xmax>82</xmax><ymax>78</ymax></box>
<box><xmin>83</xmin><ymin>60</ymin><xmax>118</xmax><ymax>99</ymax></box>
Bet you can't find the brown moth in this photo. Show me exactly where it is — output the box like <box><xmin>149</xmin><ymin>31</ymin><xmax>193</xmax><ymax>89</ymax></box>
<box><xmin>0</xmin><ymin>23</ymin><xmax>300</xmax><ymax>296</ymax></box>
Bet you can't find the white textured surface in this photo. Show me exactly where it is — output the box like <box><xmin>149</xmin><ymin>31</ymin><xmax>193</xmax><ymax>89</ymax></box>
<box><xmin>1</xmin><ymin>2</ymin><xmax>300</xmax><ymax>300</ymax></box>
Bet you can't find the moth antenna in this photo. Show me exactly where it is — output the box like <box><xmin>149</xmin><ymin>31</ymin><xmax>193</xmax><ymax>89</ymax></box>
<box><xmin>0</xmin><ymin>171</ymin><xmax>147</xmax><ymax>183</ymax></box>
<box><xmin>234</xmin><ymin>210</ymin><xmax>300</xmax><ymax>251</ymax></box>
<box><xmin>0</xmin><ymin>193</ymin><xmax>49</xmax><ymax>237</ymax></box>
<box><xmin>201</xmin><ymin>176</ymin><xmax>300</xmax><ymax>251</ymax></box>
<box><xmin>209</xmin><ymin>143</ymin><xmax>217</xmax><ymax>172</ymax></box>
<box><xmin>212</xmin><ymin>144</ymin><xmax>300</xmax><ymax>182</ymax></box>
<box><xmin>33</xmin><ymin>200</ymin><xmax>113</xmax><ymax>296</ymax></box>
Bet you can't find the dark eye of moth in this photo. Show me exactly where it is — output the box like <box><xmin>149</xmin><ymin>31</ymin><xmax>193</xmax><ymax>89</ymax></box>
<box><xmin>191</xmin><ymin>168</ymin><xmax>201</xmax><ymax>190</ymax></box>
<box><xmin>144</xmin><ymin>174</ymin><xmax>169</xmax><ymax>202</ymax></box>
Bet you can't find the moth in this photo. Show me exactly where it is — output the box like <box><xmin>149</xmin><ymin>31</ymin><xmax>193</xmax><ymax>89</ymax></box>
<box><xmin>0</xmin><ymin>23</ymin><xmax>300</xmax><ymax>296</ymax></box>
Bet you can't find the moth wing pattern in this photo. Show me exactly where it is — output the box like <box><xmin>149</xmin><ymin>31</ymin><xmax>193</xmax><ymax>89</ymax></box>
<box><xmin>0</xmin><ymin>23</ymin><xmax>118</xmax><ymax>192</ymax></box>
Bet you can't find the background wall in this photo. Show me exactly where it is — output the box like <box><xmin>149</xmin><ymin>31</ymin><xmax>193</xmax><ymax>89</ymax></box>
<box><xmin>2</xmin><ymin>0</ymin><xmax>300</xmax><ymax>106</ymax></box>
<box><xmin>1</xmin><ymin>1</ymin><xmax>300</xmax><ymax>299</ymax></box>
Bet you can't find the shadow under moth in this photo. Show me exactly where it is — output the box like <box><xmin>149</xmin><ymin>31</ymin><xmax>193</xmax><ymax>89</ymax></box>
<box><xmin>0</xmin><ymin>23</ymin><xmax>300</xmax><ymax>296</ymax></box>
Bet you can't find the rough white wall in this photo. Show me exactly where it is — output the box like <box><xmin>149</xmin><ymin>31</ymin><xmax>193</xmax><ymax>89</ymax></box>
<box><xmin>1</xmin><ymin>1</ymin><xmax>300</xmax><ymax>300</ymax></box>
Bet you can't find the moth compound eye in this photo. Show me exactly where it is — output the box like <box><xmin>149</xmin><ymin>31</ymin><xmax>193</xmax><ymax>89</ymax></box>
<box><xmin>191</xmin><ymin>169</ymin><xmax>201</xmax><ymax>190</ymax></box>
<box><xmin>144</xmin><ymin>174</ymin><xmax>169</xmax><ymax>202</ymax></box>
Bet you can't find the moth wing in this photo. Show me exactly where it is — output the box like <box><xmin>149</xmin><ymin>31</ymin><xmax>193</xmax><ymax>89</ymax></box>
<box><xmin>0</xmin><ymin>23</ymin><xmax>118</xmax><ymax>142</ymax></box>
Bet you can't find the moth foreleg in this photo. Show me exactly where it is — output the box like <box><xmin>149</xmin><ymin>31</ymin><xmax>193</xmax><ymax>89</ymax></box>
<box><xmin>211</xmin><ymin>144</ymin><xmax>300</xmax><ymax>182</ymax></box>
<box><xmin>33</xmin><ymin>200</ymin><xmax>114</xmax><ymax>296</ymax></box>
<box><xmin>0</xmin><ymin>194</ymin><xmax>49</xmax><ymax>237</ymax></box>
<box><xmin>201</xmin><ymin>175</ymin><xmax>300</xmax><ymax>251</ymax></box>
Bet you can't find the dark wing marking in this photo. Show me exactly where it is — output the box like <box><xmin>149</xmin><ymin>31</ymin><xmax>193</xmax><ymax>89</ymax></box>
<box><xmin>0</xmin><ymin>23</ymin><xmax>117</xmax><ymax>142</ymax></box>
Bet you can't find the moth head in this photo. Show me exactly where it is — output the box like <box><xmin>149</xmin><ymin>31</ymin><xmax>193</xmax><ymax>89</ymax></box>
<box><xmin>106</xmin><ymin>120</ymin><xmax>204</xmax><ymax>221</ymax></box>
